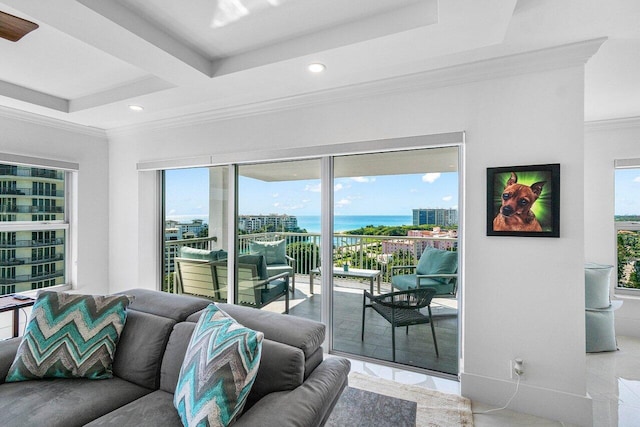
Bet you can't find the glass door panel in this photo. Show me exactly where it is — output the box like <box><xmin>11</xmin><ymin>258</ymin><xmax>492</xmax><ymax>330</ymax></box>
<box><xmin>163</xmin><ymin>166</ymin><xmax>229</xmax><ymax>297</ymax></box>
<box><xmin>237</xmin><ymin>159</ymin><xmax>321</xmax><ymax>320</ymax></box>
<box><xmin>332</xmin><ymin>147</ymin><xmax>459</xmax><ymax>375</ymax></box>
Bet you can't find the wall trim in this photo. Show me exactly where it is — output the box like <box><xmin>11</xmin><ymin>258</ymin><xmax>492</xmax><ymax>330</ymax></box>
<box><xmin>585</xmin><ymin>116</ymin><xmax>640</xmax><ymax>132</ymax></box>
<box><xmin>112</xmin><ymin>38</ymin><xmax>606</xmax><ymax>138</ymax></box>
<box><xmin>461</xmin><ymin>372</ymin><xmax>593</xmax><ymax>426</ymax></box>
<box><xmin>0</xmin><ymin>105</ymin><xmax>107</xmax><ymax>139</ymax></box>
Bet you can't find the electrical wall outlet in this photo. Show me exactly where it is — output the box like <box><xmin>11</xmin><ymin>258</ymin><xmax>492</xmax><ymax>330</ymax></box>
<box><xmin>509</xmin><ymin>358</ymin><xmax>525</xmax><ymax>378</ymax></box>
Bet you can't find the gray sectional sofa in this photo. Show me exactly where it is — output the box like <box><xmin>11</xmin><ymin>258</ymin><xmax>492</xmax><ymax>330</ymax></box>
<box><xmin>0</xmin><ymin>289</ymin><xmax>350</xmax><ymax>426</ymax></box>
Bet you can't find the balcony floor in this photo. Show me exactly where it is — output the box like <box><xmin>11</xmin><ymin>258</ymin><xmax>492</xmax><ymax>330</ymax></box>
<box><xmin>262</xmin><ymin>274</ymin><xmax>459</xmax><ymax>376</ymax></box>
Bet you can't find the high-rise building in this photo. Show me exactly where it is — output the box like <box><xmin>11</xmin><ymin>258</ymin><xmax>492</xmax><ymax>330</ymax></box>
<box><xmin>238</xmin><ymin>214</ymin><xmax>298</xmax><ymax>232</ymax></box>
<box><xmin>0</xmin><ymin>164</ymin><xmax>66</xmax><ymax>295</ymax></box>
<box><xmin>412</xmin><ymin>208</ymin><xmax>458</xmax><ymax>226</ymax></box>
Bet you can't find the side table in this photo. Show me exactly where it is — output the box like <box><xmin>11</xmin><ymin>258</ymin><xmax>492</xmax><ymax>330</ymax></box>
<box><xmin>0</xmin><ymin>295</ymin><xmax>35</xmax><ymax>337</ymax></box>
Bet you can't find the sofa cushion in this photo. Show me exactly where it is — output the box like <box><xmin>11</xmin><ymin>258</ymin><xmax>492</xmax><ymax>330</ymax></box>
<box><xmin>112</xmin><ymin>309</ymin><xmax>176</xmax><ymax>390</ymax></box>
<box><xmin>197</xmin><ymin>303</ymin><xmax>325</xmax><ymax>360</ymax></box>
<box><xmin>416</xmin><ymin>247</ymin><xmax>457</xmax><ymax>284</ymax></box>
<box><xmin>5</xmin><ymin>291</ymin><xmax>130</xmax><ymax>382</ymax></box>
<box><xmin>249</xmin><ymin>239</ymin><xmax>287</xmax><ymax>265</ymax></box>
<box><xmin>160</xmin><ymin>322</ymin><xmax>197</xmax><ymax>394</ymax></box>
<box><xmin>0</xmin><ymin>376</ymin><xmax>150</xmax><ymax>427</ymax></box>
<box><xmin>85</xmin><ymin>390</ymin><xmax>182</xmax><ymax>427</ymax></box>
<box><xmin>122</xmin><ymin>288</ymin><xmax>211</xmax><ymax>322</ymax></box>
<box><xmin>174</xmin><ymin>305</ymin><xmax>263</xmax><ymax>427</ymax></box>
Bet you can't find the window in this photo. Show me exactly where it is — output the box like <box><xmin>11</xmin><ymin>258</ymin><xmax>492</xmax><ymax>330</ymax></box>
<box><xmin>0</xmin><ymin>162</ymin><xmax>70</xmax><ymax>295</ymax></box>
<box><xmin>615</xmin><ymin>162</ymin><xmax>640</xmax><ymax>290</ymax></box>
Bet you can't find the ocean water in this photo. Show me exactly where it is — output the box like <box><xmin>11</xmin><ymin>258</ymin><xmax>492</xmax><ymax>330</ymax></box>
<box><xmin>296</xmin><ymin>215</ymin><xmax>413</xmax><ymax>233</ymax></box>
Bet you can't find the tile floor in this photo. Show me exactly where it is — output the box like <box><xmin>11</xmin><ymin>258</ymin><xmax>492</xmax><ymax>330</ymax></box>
<box><xmin>348</xmin><ymin>335</ymin><xmax>640</xmax><ymax>426</ymax></box>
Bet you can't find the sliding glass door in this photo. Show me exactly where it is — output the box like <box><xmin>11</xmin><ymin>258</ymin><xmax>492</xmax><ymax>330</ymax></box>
<box><xmin>332</xmin><ymin>147</ymin><xmax>459</xmax><ymax>374</ymax></box>
<box><xmin>161</xmin><ymin>143</ymin><xmax>461</xmax><ymax>376</ymax></box>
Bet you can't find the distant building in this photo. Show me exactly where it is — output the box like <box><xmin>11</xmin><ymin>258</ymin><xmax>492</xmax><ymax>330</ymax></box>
<box><xmin>382</xmin><ymin>228</ymin><xmax>457</xmax><ymax>258</ymax></box>
<box><xmin>164</xmin><ymin>219</ymin><xmax>206</xmax><ymax>240</ymax></box>
<box><xmin>0</xmin><ymin>164</ymin><xmax>66</xmax><ymax>295</ymax></box>
<box><xmin>238</xmin><ymin>214</ymin><xmax>298</xmax><ymax>233</ymax></box>
<box><xmin>412</xmin><ymin>208</ymin><xmax>458</xmax><ymax>226</ymax></box>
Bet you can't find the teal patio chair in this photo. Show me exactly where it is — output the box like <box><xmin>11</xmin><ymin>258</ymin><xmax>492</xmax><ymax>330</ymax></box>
<box><xmin>390</xmin><ymin>246</ymin><xmax>458</xmax><ymax>297</ymax></box>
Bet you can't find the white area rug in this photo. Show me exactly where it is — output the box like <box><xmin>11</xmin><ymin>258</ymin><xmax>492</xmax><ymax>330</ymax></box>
<box><xmin>348</xmin><ymin>372</ymin><xmax>474</xmax><ymax>427</ymax></box>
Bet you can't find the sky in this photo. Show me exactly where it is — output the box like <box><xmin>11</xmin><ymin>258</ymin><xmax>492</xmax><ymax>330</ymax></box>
<box><xmin>164</xmin><ymin>168</ymin><xmax>459</xmax><ymax>220</ymax></box>
<box><xmin>615</xmin><ymin>168</ymin><xmax>640</xmax><ymax>215</ymax></box>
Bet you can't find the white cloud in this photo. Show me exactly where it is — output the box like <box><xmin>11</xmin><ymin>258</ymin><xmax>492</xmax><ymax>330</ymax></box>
<box><xmin>304</xmin><ymin>183</ymin><xmax>321</xmax><ymax>192</ymax></box>
<box><xmin>351</xmin><ymin>176</ymin><xmax>375</xmax><ymax>183</ymax></box>
<box><xmin>168</xmin><ymin>209</ymin><xmax>176</xmax><ymax>215</ymax></box>
<box><xmin>442</xmin><ymin>195</ymin><xmax>453</xmax><ymax>202</ymax></box>
<box><xmin>334</xmin><ymin>183</ymin><xmax>343</xmax><ymax>191</ymax></box>
<box><xmin>335</xmin><ymin>198</ymin><xmax>351</xmax><ymax>208</ymax></box>
<box><xmin>409</xmin><ymin>189</ymin><xmax>419</xmax><ymax>193</ymax></box>
<box><xmin>272</xmin><ymin>193</ymin><xmax>279</xmax><ymax>198</ymax></box>
<box><xmin>633</xmin><ymin>176</ymin><xmax>640</xmax><ymax>183</ymax></box>
<box><xmin>422</xmin><ymin>173</ymin><xmax>441</xmax><ymax>183</ymax></box>
<box><xmin>273</xmin><ymin>202</ymin><xmax>280</xmax><ymax>207</ymax></box>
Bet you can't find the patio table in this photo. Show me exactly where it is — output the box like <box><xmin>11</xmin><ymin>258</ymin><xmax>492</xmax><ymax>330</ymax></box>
<box><xmin>309</xmin><ymin>267</ymin><xmax>382</xmax><ymax>295</ymax></box>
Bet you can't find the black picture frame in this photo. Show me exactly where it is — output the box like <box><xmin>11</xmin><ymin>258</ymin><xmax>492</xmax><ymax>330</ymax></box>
<box><xmin>487</xmin><ymin>163</ymin><xmax>560</xmax><ymax>237</ymax></box>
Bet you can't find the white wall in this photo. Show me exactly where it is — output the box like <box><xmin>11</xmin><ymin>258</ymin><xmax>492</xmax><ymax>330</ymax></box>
<box><xmin>585</xmin><ymin>119</ymin><xmax>640</xmax><ymax>337</ymax></box>
<box><xmin>107</xmin><ymin>55</ymin><xmax>591</xmax><ymax>424</ymax></box>
<box><xmin>0</xmin><ymin>112</ymin><xmax>110</xmax><ymax>295</ymax></box>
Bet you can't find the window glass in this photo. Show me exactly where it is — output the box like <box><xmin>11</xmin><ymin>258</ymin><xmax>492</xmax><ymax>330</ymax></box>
<box><xmin>615</xmin><ymin>168</ymin><xmax>640</xmax><ymax>289</ymax></box>
<box><xmin>0</xmin><ymin>164</ymin><xmax>67</xmax><ymax>295</ymax></box>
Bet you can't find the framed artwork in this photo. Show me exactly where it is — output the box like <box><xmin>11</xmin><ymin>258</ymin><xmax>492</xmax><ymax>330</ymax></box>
<box><xmin>487</xmin><ymin>163</ymin><xmax>560</xmax><ymax>237</ymax></box>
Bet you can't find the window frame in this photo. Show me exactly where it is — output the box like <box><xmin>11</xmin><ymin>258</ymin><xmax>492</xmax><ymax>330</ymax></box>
<box><xmin>614</xmin><ymin>158</ymin><xmax>640</xmax><ymax>296</ymax></box>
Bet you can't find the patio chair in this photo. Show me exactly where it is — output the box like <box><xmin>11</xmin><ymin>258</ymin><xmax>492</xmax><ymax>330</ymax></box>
<box><xmin>175</xmin><ymin>254</ymin><xmax>289</xmax><ymax>313</ymax></box>
<box><xmin>249</xmin><ymin>239</ymin><xmax>296</xmax><ymax>295</ymax></box>
<box><xmin>391</xmin><ymin>246</ymin><xmax>458</xmax><ymax>297</ymax></box>
<box><xmin>362</xmin><ymin>288</ymin><xmax>438</xmax><ymax>361</ymax></box>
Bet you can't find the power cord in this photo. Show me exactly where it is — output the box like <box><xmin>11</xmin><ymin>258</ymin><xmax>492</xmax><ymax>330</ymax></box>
<box><xmin>472</xmin><ymin>371</ymin><xmax>521</xmax><ymax>414</ymax></box>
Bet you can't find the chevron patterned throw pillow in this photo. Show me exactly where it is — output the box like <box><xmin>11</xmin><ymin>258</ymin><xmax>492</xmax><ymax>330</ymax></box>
<box><xmin>5</xmin><ymin>291</ymin><xmax>131</xmax><ymax>382</ymax></box>
<box><xmin>174</xmin><ymin>304</ymin><xmax>263</xmax><ymax>427</ymax></box>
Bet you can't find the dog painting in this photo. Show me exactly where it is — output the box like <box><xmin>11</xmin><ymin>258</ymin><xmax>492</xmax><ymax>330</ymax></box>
<box><xmin>487</xmin><ymin>164</ymin><xmax>560</xmax><ymax>237</ymax></box>
<box><xmin>493</xmin><ymin>172</ymin><xmax>545</xmax><ymax>232</ymax></box>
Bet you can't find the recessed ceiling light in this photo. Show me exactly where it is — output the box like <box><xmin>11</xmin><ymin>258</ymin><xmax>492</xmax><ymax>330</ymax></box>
<box><xmin>308</xmin><ymin>63</ymin><xmax>326</xmax><ymax>73</ymax></box>
<box><xmin>128</xmin><ymin>105</ymin><xmax>144</xmax><ymax>112</ymax></box>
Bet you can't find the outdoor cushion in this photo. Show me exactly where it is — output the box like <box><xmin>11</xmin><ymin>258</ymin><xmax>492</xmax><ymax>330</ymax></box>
<box><xmin>586</xmin><ymin>307</ymin><xmax>618</xmax><ymax>352</ymax></box>
<box><xmin>174</xmin><ymin>304</ymin><xmax>263</xmax><ymax>427</ymax></box>
<box><xmin>585</xmin><ymin>262</ymin><xmax>612</xmax><ymax>309</ymax></box>
<box><xmin>5</xmin><ymin>291</ymin><xmax>130</xmax><ymax>382</ymax></box>
<box><xmin>179</xmin><ymin>246</ymin><xmax>227</xmax><ymax>261</ymax></box>
<box><xmin>249</xmin><ymin>240</ymin><xmax>287</xmax><ymax>265</ymax></box>
<box><xmin>391</xmin><ymin>274</ymin><xmax>453</xmax><ymax>294</ymax></box>
<box><xmin>238</xmin><ymin>254</ymin><xmax>269</xmax><ymax>280</ymax></box>
<box><xmin>416</xmin><ymin>247</ymin><xmax>457</xmax><ymax>284</ymax></box>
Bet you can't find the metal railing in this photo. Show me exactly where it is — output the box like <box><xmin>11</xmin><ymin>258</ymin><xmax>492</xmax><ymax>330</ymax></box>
<box><xmin>0</xmin><ymin>238</ymin><xmax>65</xmax><ymax>249</ymax></box>
<box><xmin>164</xmin><ymin>231</ymin><xmax>457</xmax><ymax>286</ymax></box>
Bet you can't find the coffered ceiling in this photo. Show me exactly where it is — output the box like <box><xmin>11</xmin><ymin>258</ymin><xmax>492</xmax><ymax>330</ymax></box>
<box><xmin>0</xmin><ymin>0</ymin><xmax>638</xmax><ymax>130</ymax></box>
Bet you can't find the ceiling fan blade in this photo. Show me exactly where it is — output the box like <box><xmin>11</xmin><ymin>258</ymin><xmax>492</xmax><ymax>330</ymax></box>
<box><xmin>0</xmin><ymin>10</ymin><xmax>39</xmax><ymax>42</ymax></box>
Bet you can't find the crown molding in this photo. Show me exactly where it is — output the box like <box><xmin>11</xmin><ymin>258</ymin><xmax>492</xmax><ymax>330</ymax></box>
<box><xmin>109</xmin><ymin>38</ymin><xmax>606</xmax><ymax>137</ymax></box>
<box><xmin>0</xmin><ymin>105</ymin><xmax>107</xmax><ymax>139</ymax></box>
<box><xmin>584</xmin><ymin>116</ymin><xmax>640</xmax><ymax>132</ymax></box>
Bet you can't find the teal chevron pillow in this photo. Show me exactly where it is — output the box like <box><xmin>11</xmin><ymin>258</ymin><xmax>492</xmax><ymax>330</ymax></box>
<box><xmin>5</xmin><ymin>291</ymin><xmax>130</xmax><ymax>382</ymax></box>
<box><xmin>174</xmin><ymin>304</ymin><xmax>263</xmax><ymax>427</ymax></box>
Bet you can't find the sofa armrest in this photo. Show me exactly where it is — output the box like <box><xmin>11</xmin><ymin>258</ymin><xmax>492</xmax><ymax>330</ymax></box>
<box><xmin>0</xmin><ymin>338</ymin><xmax>21</xmax><ymax>384</ymax></box>
<box><xmin>234</xmin><ymin>357</ymin><xmax>350</xmax><ymax>427</ymax></box>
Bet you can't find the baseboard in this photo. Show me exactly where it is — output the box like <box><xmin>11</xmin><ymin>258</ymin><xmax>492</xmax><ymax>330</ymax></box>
<box><xmin>460</xmin><ymin>372</ymin><xmax>593</xmax><ymax>426</ymax></box>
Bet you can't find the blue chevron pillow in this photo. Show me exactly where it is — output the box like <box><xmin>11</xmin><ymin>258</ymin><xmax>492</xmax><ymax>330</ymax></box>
<box><xmin>5</xmin><ymin>291</ymin><xmax>130</xmax><ymax>382</ymax></box>
<box><xmin>174</xmin><ymin>304</ymin><xmax>263</xmax><ymax>427</ymax></box>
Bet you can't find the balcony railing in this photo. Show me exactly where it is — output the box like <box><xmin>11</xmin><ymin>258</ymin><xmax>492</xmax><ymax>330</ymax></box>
<box><xmin>0</xmin><ymin>270</ymin><xmax>63</xmax><ymax>285</ymax></box>
<box><xmin>0</xmin><ymin>167</ymin><xmax>64</xmax><ymax>180</ymax></box>
<box><xmin>0</xmin><ymin>254</ymin><xmax>63</xmax><ymax>266</ymax></box>
<box><xmin>164</xmin><ymin>231</ymin><xmax>457</xmax><ymax>285</ymax></box>
<box><xmin>0</xmin><ymin>188</ymin><xmax>64</xmax><ymax>197</ymax></box>
<box><xmin>0</xmin><ymin>205</ymin><xmax>64</xmax><ymax>214</ymax></box>
<box><xmin>0</xmin><ymin>238</ymin><xmax>65</xmax><ymax>249</ymax></box>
